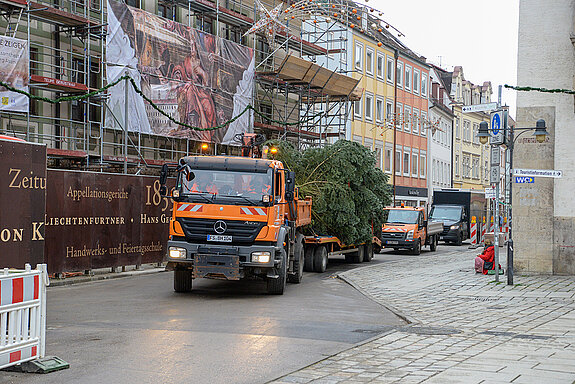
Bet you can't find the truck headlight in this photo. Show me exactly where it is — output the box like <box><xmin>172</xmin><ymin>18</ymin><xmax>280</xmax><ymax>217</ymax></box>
<box><xmin>450</xmin><ymin>225</ymin><xmax>460</xmax><ymax>230</ymax></box>
<box><xmin>406</xmin><ymin>230</ymin><xmax>414</xmax><ymax>240</ymax></box>
<box><xmin>168</xmin><ymin>246</ymin><xmax>186</xmax><ymax>259</ymax></box>
<box><xmin>251</xmin><ymin>251</ymin><xmax>271</xmax><ymax>263</ymax></box>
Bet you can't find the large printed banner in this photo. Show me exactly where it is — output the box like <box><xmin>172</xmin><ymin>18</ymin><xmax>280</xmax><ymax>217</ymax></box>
<box><xmin>0</xmin><ymin>139</ymin><xmax>46</xmax><ymax>268</ymax></box>
<box><xmin>45</xmin><ymin>171</ymin><xmax>172</xmax><ymax>274</ymax></box>
<box><xmin>106</xmin><ymin>0</ymin><xmax>254</xmax><ymax>145</ymax></box>
<box><xmin>0</xmin><ymin>36</ymin><xmax>29</xmax><ymax>113</ymax></box>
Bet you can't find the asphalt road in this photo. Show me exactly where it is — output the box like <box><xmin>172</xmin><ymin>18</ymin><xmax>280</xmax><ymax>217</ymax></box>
<box><xmin>0</xmin><ymin>255</ymin><xmax>408</xmax><ymax>384</ymax></box>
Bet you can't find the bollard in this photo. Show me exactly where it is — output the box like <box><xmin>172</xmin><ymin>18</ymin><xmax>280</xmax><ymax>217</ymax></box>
<box><xmin>507</xmin><ymin>239</ymin><xmax>514</xmax><ymax>285</ymax></box>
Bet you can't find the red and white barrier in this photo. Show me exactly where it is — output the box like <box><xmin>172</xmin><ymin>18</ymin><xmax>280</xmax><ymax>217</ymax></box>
<box><xmin>504</xmin><ymin>217</ymin><xmax>509</xmax><ymax>242</ymax></box>
<box><xmin>489</xmin><ymin>216</ymin><xmax>494</xmax><ymax>233</ymax></box>
<box><xmin>0</xmin><ymin>264</ymin><xmax>48</xmax><ymax>370</ymax></box>
<box><xmin>470</xmin><ymin>216</ymin><xmax>477</xmax><ymax>246</ymax></box>
<box><xmin>481</xmin><ymin>217</ymin><xmax>487</xmax><ymax>244</ymax></box>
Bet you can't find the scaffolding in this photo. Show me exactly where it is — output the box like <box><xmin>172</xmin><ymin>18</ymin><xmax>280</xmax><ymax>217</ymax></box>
<box><xmin>0</xmin><ymin>0</ymin><xmax>360</xmax><ymax>173</ymax></box>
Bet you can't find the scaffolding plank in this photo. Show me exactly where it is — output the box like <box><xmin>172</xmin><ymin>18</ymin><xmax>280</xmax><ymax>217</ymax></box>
<box><xmin>254</xmin><ymin>122</ymin><xmax>320</xmax><ymax>138</ymax></box>
<box><xmin>11</xmin><ymin>0</ymin><xmax>96</xmax><ymax>27</ymax></box>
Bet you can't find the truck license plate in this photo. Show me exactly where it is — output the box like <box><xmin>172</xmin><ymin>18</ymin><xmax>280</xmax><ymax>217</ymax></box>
<box><xmin>386</xmin><ymin>240</ymin><xmax>399</xmax><ymax>245</ymax></box>
<box><xmin>207</xmin><ymin>235</ymin><xmax>232</xmax><ymax>242</ymax></box>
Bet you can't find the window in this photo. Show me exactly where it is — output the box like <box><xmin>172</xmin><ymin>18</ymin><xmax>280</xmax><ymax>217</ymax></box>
<box><xmin>354</xmin><ymin>99</ymin><xmax>362</xmax><ymax>119</ymax></box>
<box><xmin>463</xmin><ymin>154</ymin><xmax>471</xmax><ymax>178</ymax></box>
<box><xmin>484</xmin><ymin>161</ymin><xmax>489</xmax><ymax>181</ymax></box>
<box><xmin>472</xmin><ymin>156</ymin><xmax>480</xmax><ymax>179</ymax></box>
<box><xmin>395</xmin><ymin>150</ymin><xmax>401</xmax><ymax>175</ymax></box>
<box><xmin>375</xmin><ymin>146</ymin><xmax>383</xmax><ymax>169</ymax></box>
<box><xmin>396</xmin><ymin>62</ymin><xmax>403</xmax><ymax>87</ymax></box>
<box><xmin>366</xmin><ymin>48</ymin><xmax>374</xmax><ymax>76</ymax></box>
<box><xmin>403</xmin><ymin>148</ymin><xmax>410</xmax><ymax>176</ymax></box>
<box><xmin>125</xmin><ymin>0</ymin><xmax>139</xmax><ymax>7</ymax></box>
<box><xmin>473</xmin><ymin>123</ymin><xmax>479</xmax><ymax>144</ymax></box>
<box><xmin>404</xmin><ymin>106</ymin><xmax>411</xmax><ymax>132</ymax></box>
<box><xmin>404</xmin><ymin>65</ymin><xmax>411</xmax><ymax>91</ymax></box>
<box><xmin>413</xmin><ymin>69</ymin><xmax>420</xmax><ymax>95</ymax></box>
<box><xmin>455</xmin><ymin>155</ymin><xmax>460</xmax><ymax>176</ymax></box>
<box><xmin>385</xmin><ymin>145</ymin><xmax>392</xmax><ymax>173</ymax></box>
<box><xmin>412</xmin><ymin>150</ymin><xmax>419</xmax><ymax>177</ymax></box>
<box><xmin>395</xmin><ymin>104</ymin><xmax>403</xmax><ymax>128</ymax></box>
<box><xmin>413</xmin><ymin>109</ymin><xmax>419</xmax><ymax>134</ymax></box>
<box><xmin>355</xmin><ymin>42</ymin><xmax>363</xmax><ymax>71</ymax></box>
<box><xmin>386</xmin><ymin>56</ymin><xmax>394</xmax><ymax>83</ymax></box>
<box><xmin>421</xmin><ymin>73</ymin><xmax>427</xmax><ymax>98</ymax></box>
<box><xmin>420</xmin><ymin>112</ymin><xmax>427</xmax><ymax>136</ymax></box>
<box><xmin>158</xmin><ymin>2</ymin><xmax>174</xmax><ymax>19</ymax></box>
<box><xmin>463</xmin><ymin>120</ymin><xmax>471</xmax><ymax>142</ymax></box>
<box><xmin>386</xmin><ymin>100</ymin><xmax>393</xmax><ymax>124</ymax></box>
<box><xmin>377</xmin><ymin>53</ymin><xmax>384</xmax><ymax>79</ymax></box>
<box><xmin>365</xmin><ymin>93</ymin><xmax>373</xmax><ymax>121</ymax></box>
<box><xmin>455</xmin><ymin>118</ymin><xmax>461</xmax><ymax>139</ymax></box>
<box><xmin>376</xmin><ymin>97</ymin><xmax>384</xmax><ymax>123</ymax></box>
<box><xmin>420</xmin><ymin>152</ymin><xmax>426</xmax><ymax>178</ymax></box>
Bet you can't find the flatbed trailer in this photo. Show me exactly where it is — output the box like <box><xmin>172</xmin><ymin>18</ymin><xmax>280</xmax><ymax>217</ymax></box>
<box><xmin>302</xmin><ymin>235</ymin><xmax>382</xmax><ymax>272</ymax></box>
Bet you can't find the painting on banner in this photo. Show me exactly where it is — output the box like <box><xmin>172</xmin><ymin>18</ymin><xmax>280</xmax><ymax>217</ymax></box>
<box><xmin>0</xmin><ymin>36</ymin><xmax>29</xmax><ymax>113</ymax></box>
<box><xmin>106</xmin><ymin>0</ymin><xmax>254</xmax><ymax>145</ymax></box>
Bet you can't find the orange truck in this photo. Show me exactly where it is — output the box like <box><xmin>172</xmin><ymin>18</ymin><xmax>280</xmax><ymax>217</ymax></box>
<box><xmin>159</xmin><ymin>155</ymin><xmax>312</xmax><ymax>295</ymax></box>
<box><xmin>381</xmin><ymin>206</ymin><xmax>443</xmax><ymax>255</ymax></box>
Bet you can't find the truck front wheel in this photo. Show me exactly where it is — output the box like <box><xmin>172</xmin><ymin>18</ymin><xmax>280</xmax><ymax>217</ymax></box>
<box><xmin>430</xmin><ymin>235</ymin><xmax>438</xmax><ymax>252</ymax></box>
<box><xmin>411</xmin><ymin>239</ymin><xmax>421</xmax><ymax>255</ymax></box>
<box><xmin>267</xmin><ymin>247</ymin><xmax>287</xmax><ymax>295</ymax></box>
<box><xmin>174</xmin><ymin>269</ymin><xmax>193</xmax><ymax>293</ymax></box>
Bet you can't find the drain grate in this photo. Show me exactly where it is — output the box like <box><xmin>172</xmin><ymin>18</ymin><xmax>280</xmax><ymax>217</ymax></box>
<box><xmin>398</xmin><ymin>326</ymin><xmax>462</xmax><ymax>336</ymax></box>
<box><xmin>481</xmin><ymin>330</ymin><xmax>551</xmax><ymax>340</ymax></box>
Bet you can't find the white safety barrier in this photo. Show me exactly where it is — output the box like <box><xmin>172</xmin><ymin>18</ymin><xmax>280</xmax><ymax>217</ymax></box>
<box><xmin>470</xmin><ymin>217</ymin><xmax>477</xmax><ymax>246</ymax></box>
<box><xmin>481</xmin><ymin>217</ymin><xmax>487</xmax><ymax>245</ymax></box>
<box><xmin>0</xmin><ymin>264</ymin><xmax>48</xmax><ymax>370</ymax></box>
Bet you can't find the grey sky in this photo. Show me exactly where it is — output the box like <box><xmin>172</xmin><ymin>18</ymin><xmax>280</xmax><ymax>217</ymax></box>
<box><xmin>368</xmin><ymin>0</ymin><xmax>520</xmax><ymax>116</ymax></box>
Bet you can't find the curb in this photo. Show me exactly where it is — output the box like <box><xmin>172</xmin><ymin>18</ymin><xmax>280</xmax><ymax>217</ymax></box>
<box><xmin>48</xmin><ymin>268</ymin><xmax>167</xmax><ymax>287</ymax></box>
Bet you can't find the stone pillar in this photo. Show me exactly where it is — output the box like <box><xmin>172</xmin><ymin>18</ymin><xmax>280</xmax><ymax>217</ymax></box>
<box><xmin>513</xmin><ymin>107</ymin><xmax>555</xmax><ymax>274</ymax></box>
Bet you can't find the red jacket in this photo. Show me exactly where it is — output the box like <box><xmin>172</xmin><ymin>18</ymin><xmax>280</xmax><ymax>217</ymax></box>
<box><xmin>479</xmin><ymin>246</ymin><xmax>494</xmax><ymax>263</ymax></box>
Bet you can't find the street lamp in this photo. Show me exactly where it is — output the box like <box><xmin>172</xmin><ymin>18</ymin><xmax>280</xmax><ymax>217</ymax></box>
<box><xmin>476</xmin><ymin>118</ymin><xmax>548</xmax><ymax>285</ymax></box>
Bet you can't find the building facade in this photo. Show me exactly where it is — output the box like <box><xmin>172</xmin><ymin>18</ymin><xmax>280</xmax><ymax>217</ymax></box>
<box><xmin>515</xmin><ymin>0</ymin><xmax>574</xmax><ymax>274</ymax></box>
<box><xmin>428</xmin><ymin>65</ymin><xmax>454</xmax><ymax>196</ymax></box>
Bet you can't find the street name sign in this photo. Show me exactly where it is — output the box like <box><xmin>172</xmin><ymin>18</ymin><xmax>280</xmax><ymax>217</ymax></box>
<box><xmin>513</xmin><ymin>168</ymin><xmax>563</xmax><ymax>178</ymax></box>
<box><xmin>515</xmin><ymin>176</ymin><xmax>534</xmax><ymax>183</ymax></box>
<box><xmin>462</xmin><ymin>102</ymin><xmax>498</xmax><ymax>113</ymax></box>
<box><xmin>490</xmin><ymin>111</ymin><xmax>504</xmax><ymax>145</ymax></box>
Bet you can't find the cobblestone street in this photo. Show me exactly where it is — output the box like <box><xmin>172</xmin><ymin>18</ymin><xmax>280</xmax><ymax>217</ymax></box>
<box><xmin>271</xmin><ymin>247</ymin><xmax>575</xmax><ymax>384</ymax></box>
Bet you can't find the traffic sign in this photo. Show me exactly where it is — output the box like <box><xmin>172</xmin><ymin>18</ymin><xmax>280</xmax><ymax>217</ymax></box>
<box><xmin>515</xmin><ymin>176</ymin><xmax>534</xmax><ymax>183</ymax></box>
<box><xmin>513</xmin><ymin>169</ymin><xmax>563</xmax><ymax>178</ymax></box>
<box><xmin>490</xmin><ymin>165</ymin><xmax>500</xmax><ymax>184</ymax></box>
<box><xmin>485</xmin><ymin>187</ymin><xmax>496</xmax><ymax>199</ymax></box>
<box><xmin>462</xmin><ymin>102</ymin><xmax>498</xmax><ymax>113</ymax></box>
<box><xmin>490</xmin><ymin>146</ymin><xmax>500</xmax><ymax>166</ymax></box>
<box><xmin>490</xmin><ymin>111</ymin><xmax>504</xmax><ymax>145</ymax></box>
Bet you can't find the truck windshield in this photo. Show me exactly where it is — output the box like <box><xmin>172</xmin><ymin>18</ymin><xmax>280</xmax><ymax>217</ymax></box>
<box><xmin>385</xmin><ymin>210</ymin><xmax>419</xmax><ymax>224</ymax></box>
<box><xmin>430</xmin><ymin>206</ymin><xmax>462</xmax><ymax>221</ymax></box>
<box><xmin>178</xmin><ymin>169</ymin><xmax>273</xmax><ymax>205</ymax></box>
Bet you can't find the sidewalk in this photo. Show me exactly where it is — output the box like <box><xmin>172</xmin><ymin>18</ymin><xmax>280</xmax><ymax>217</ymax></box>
<box><xmin>271</xmin><ymin>247</ymin><xmax>575</xmax><ymax>384</ymax></box>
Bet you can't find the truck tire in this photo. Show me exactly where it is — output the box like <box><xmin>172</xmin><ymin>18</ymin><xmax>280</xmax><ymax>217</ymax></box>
<box><xmin>303</xmin><ymin>245</ymin><xmax>315</xmax><ymax>272</ymax></box>
<box><xmin>410</xmin><ymin>239</ymin><xmax>421</xmax><ymax>255</ymax></box>
<box><xmin>313</xmin><ymin>245</ymin><xmax>328</xmax><ymax>273</ymax></box>
<box><xmin>174</xmin><ymin>269</ymin><xmax>193</xmax><ymax>293</ymax></box>
<box><xmin>455</xmin><ymin>232</ymin><xmax>463</xmax><ymax>246</ymax></box>
<box><xmin>288</xmin><ymin>233</ymin><xmax>304</xmax><ymax>284</ymax></box>
<box><xmin>430</xmin><ymin>235</ymin><xmax>438</xmax><ymax>252</ymax></box>
<box><xmin>267</xmin><ymin>246</ymin><xmax>287</xmax><ymax>295</ymax></box>
<box><xmin>363</xmin><ymin>243</ymin><xmax>374</xmax><ymax>262</ymax></box>
<box><xmin>346</xmin><ymin>246</ymin><xmax>364</xmax><ymax>263</ymax></box>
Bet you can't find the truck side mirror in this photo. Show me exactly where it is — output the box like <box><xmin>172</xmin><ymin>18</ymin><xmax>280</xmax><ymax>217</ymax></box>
<box><xmin>285</xmin><ymin>171</ymin><xmax>295</xmax><ymax>201</ymax></box>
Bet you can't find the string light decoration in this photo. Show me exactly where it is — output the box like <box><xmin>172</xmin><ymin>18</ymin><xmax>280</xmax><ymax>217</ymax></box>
<box><xmin>245</xmin><ymin>0</ymin><xmax>405</xmax><ymax>47</ymax></box>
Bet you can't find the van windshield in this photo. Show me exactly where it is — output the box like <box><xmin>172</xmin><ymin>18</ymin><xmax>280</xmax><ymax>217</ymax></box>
<box><xmin>385</xmin><ymin>209</ymin><xmax>419</xmax><ymax>224</ymax></box>
<box><xmin>430</xmin><ymin>206</ymin><xmax>462</xmax><ymax>221</ymax></box>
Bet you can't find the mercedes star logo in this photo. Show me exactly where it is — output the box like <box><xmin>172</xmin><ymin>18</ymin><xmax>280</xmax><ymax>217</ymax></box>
<box><xmin>214</xmin><ymin>220</ymin><xmax>227</xmax><ymax>234</ymax></box>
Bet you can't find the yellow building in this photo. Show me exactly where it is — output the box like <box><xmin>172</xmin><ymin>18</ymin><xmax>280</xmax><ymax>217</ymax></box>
<box><xmin>449</xmin><ymin>67</ymin><xmax>492</xmax><ymax>191</ymax></box>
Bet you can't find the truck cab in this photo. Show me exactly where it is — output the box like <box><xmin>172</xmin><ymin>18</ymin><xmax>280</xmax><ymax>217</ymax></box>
<box><xmin>160</xmin><ymin>155</ymin><xmax>311</xmax><ymax>295</ymax></box>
